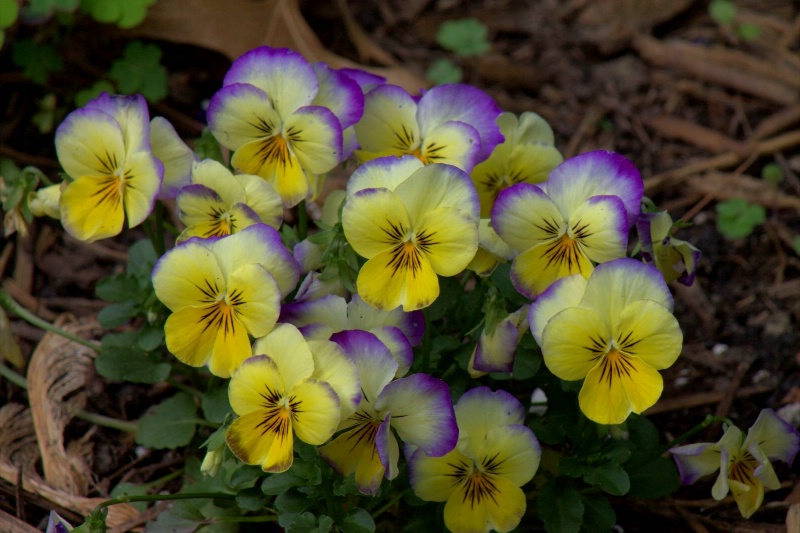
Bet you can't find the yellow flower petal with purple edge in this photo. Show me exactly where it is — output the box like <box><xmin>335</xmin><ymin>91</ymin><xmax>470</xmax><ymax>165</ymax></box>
<box><xmin>226</xmin><ymin>410</ymin><xmax>294</xmax><ymax>472</ymax></box>
<box><xmin>510</xmin><ymin>239</ymin><xmax>594</xmax><ymax>298</ymax></box>
<box><xmin>579</xmin><ymin>352</ymin><xmax>663</xmax><ymax>425</ymax></box>
<box><xmin>223</xmin><ymin>263</ymin><xmax>282</xmax><ymax>339</ymax></box>
<box><xmin>208</xmin><ymin>84</ymin><xmax>279</xmax><ymax>150</ymax></box>
<box><xmin>394</xmin><ymin>164</ymin><xmax>479</xmax><ymax>224</ymax></box>
<box><xmin>231</xmin><ymin>137</ymin><xmax>309</xmax><ymax>208</ymax></box>
<box><xmin>308</xmin><ymin>339</ymin><xmax>361</xmax><ymax>419</ymax></box>
<box><xmin>152</xmin><ymin>241</ymin><xmax>223</xmax><ymax>310</ymax></box>
<box><xmin>56</xmin><ymin>108</ymin><xmax>125</xmax><ymax>178</ymax></box>
<box><xmin>615</xmin><ymin>300</ymin><xmax>682</xmax><ymax>370</ymax></box>
<box><xmin>409</xmin><ymin>447</ymin><xmax>469</xmax><ymax>502</ymax></box>
<box><xmin>354</xmin><ymin>84</ymin><xmax>419</xmax><ymax>159</ymax></box>
<box><xmin>346</xmin><ymin>155</ymin><xmax>423</xmax><ymax>196</ymax></box>
<box><xmin>237</xmin><ymin>173</ymin><xmax>283</xmax><ymax>228</ymax></box>
<box><xmin>490</xmin><ymin>183</ymin><xmax>563</xmax><ymax>252</ymax></box>
<box><xmin>414</xmin><ymin>121</ymin><xmax>479</xmax><ymax>169</ymax></box>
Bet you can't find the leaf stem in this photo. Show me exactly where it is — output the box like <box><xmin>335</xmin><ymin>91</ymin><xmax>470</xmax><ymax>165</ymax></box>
<box><xmin>0</xmin><ymin>360</ymin><xmax>138</xmax><ymax>432</ymax></box>
<box><xmin>660</xmin><ymin>414</ymin><xmax>733</xmax><ymax>453</ymax></box>
<box><xmin>0</xmin><ymin>289</ymin><xmax>101</xmax><ymax>352</ymax></box>
<box><xmin>298</xmin><ymin>199</ymin><xmax>308</xmax><ymax>241</ymax></box>
<box><xmin>93</xmin><ymin>491</ymin><xmax>238</xmax><ymax>512</ymax></box>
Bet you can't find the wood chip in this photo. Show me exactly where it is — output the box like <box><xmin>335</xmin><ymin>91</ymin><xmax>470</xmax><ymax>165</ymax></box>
<box><xmin>646</xmin><ymin>115</ymin><xmax>747</xmax><ymax>154</ymax></box>
<box><xmin>686</xmin><ymin>172</ymin><xmax>800</xmax><ymax>210</ymax></box>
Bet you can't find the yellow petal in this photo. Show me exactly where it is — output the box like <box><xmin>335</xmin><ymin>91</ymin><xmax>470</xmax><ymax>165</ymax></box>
<box><xmin>342</xmin><ymin>188</ymin><xmax>410</xmax><ymax>259</ymax></box>
<box><xmin>511</xmin><ymin>238</ymin><xmax>593</xmax><ymax>298</ymax></box>
<box><xmin>414</xmin><ymin>206</ymin><xmax>479</xmax><ymax>277</ymax></box>
<box><xmin>444</xmin><ymin>473</ymin><xmax>527</xmax><ymax>533</ymax></box>
<box><xmin>226</xmin><ymin>263</ymin><xmax>282</xmax><ymax>338</ymax></box>
<box><xmin>152</xmin><ymin>240</ymin><xmax>223</xmax><ymax>310</ymax></box>
<box><xmin>541</xmin><ymin>306</ymin><xmax>610</xmax><ymax>381</ymax></box>
<box><xmin>308</xmin><ymin>339</ymin><xmax>361</xmax><ymax>420</ymax></box>
<box><xmin>226</xmin><ymin>410</ymin><xmax>295</xmax><ymax>473</ymax></box>
<box><xmin>289</xmin><ymin>378</ymin><xmax>340</xmax><ymax>445</ymax></box>
<box><xmin>409</xmin><ymin>448</ymin><xmax>468</xmax><ymax>502</ymax></box>
<box><xmin>163</xmin><ymin>305</ymin><xmax>223</xmax><ymax>369</ymax></box>
<box><xmin>354</xmin><ymin>85</ymin><xmax>419</xmax><ymax>156</ymax></box>
<box><xmin>191</xmin><ymin>159</ymin><xmax>246</xmax><ymax>206</ymax></box>
<box><xmin>319</xmin><ymin>411</ymin><xmax>389</xmax><ymax>495</ymax></box>
<box><xmin>394</xmin><ymin>164</ymin><xmax>479</xmax><ymax>225</ymax></box>
<box><xmin>579</xmin><ymin>351</ymin><xmax>663</xmax><ymax>425</ymax></box>
<box><xmin>59</xmin><ymin>175</ymin><xmax>125</xmax><ymax>242</ymax></box>
<box><xmin>55</xmin><ymin>107</ymin><xmax>125</xmax><ymax>178</ymax></box>
<box><xmin>284</xmin><ymin>108</ymin><xmax>341</xmax><ymax>175</ymax></box>
<box><xmin>236</xmin><ymin>173</ymin><xmax>283</xmax><ymax>228</ymax></box>
<box><xmin>615</xmin><ymin>299</ymin><xmax>682</xmax><ymax>370</ymax></box>
<box><xmin>252</xmin><ymin>323</ymin><xmax>314</xmax><ymax>389</ymax></box>
<box><xmin>357</xmin><ymin>247</ymin><xmax>439</xmax><ymax>312</ymax></box>
<box><xmin>208</xmin><ymin>84</ymin><xmax>279</xmax><ymax>150</ymax></box>
<box><xmin>122</xmin><ymin>151</ymin><xmax>162</xmax><ymax>228</ymax></box>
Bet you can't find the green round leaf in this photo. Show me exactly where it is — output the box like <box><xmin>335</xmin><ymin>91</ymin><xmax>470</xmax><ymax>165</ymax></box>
<box><xmin>0</xmin><ymin>0</ymin><xmax>19</xmax><ymax>28</ymax></box>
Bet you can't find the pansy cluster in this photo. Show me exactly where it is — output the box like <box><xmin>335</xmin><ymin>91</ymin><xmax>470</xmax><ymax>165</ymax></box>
<box><xmin>36</xmin><ymin>42</ymin><xmax>797</xmax><ymax>530</ymax></box>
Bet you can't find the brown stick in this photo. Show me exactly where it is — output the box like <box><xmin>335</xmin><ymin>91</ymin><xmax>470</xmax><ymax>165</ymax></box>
<box><xmin>645</xmin><ymin>384</ymin><xmax>774</xmax><ymax>415</ymax></box>
<box><xmin>633</xmin><ymin>35</ymin><xmax>800</xmax><ymax>105</ymax></box>
<box><xmin>646</xmin><ymin>116</ymin><xmax>747</xmax><ymax>154</ymax></box>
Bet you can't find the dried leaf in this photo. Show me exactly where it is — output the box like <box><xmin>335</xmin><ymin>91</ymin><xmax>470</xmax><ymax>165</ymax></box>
<box><xmin>135</xmin><ymin>0</ymin><xmax>428</xmax><ymax>92</ymax></box>
<box><xmin>0</xmin><ymin>403</ymin><xmax>140</xmax><ymax>529</ymax></box>
<box><xmin>0</xmin><ymin>307</ymin><xmax>25</xmax><ymax>368</ymax></box>
<box><xmin>27</xmin><ymin>316</ymin><xmax>97</xmax><ymax>496</ymax></box>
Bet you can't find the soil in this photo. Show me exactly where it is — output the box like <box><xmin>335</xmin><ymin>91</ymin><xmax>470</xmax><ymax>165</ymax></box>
<box><xmin>1</xmin><ymin>0</ymin><xmax>799</xmax><ymax>531</ymax></box>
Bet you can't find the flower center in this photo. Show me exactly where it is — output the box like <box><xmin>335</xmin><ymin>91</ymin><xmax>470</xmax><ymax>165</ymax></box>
<box><xmin>728</xmin><ymin>450</ymin><xmax>760</xmax><ymax>488</ymax></box>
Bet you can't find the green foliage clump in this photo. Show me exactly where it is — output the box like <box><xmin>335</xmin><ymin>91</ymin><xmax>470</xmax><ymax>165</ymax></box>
<box><xmin>715</xmin><ymin>198</ymin><xmax>766</xmax><ymax>240</ymax></box>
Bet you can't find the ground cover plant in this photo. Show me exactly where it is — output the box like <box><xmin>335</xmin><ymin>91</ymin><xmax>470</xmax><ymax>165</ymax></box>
<box><xmin>1</xmin><ymin>1</ymin><xmax>799</xmax><ymax>532</ymax></box>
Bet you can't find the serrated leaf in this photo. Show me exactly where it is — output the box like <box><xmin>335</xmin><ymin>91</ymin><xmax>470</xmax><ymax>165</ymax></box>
<box><xmin>95</xmin><ymin>345</ymin><xmax>170</xmax><ymax>383</ymax></box>
<box><xmin>201</xmin><ymin>386</ymin><xmax>231</xmax><ymax>424</ymax></box>
<box><xmin>426</xmin><ymin>58</ymin><xmax>462</xmax><ymax>85</ymax></box>
<box><xmin>109</xmin><ymin>41</ymin><xmax>168</xmax><ymax>102</ymax></box>
<box><xmin>537</xmin><ymin>479</ymin><xmax>584</xmax><ymax>533</ymax></box>
<box><xmin>584</xmin><ymin>464</ymin><xmax>630</xmax><ymax>496</ymax></box>
<box><xmin>136</xmin><ymin>392</ymin><xmax>198</xmax><ymax>449</ymax></box>
<box><xmin>340</xmin><ymin>507</ymin><xmax>375</xmax><ymax>533</ymax></box>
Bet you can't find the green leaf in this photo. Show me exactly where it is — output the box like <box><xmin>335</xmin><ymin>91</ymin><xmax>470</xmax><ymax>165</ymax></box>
<box><xmin>737</xmin><ymin>22</ymin><xmax>761</xmax><ymax>40</ymax></box>
<box><xmin>0</xmin><ymin>0</ymin><xmax>19</xmax><ymax>28</ymax></box>
<box><xmin>626</xmin><ymin>456</ymin><xmax>680</xmax><ymax>499</ymax></box>
<box><xmin>96</xmin><ymin>274</ymin><xmax>140</xmax><ymax>302</ymax></box>
<box><xmin>117</xmin><ymin>0</ymin><xmax>154</xmax><ymax>28</ymax></box>
<box><xmin>201</xmin><ymin>386</ymin><xmax>231</xmax><ymax>424</ymax></box>
<box><xmin>580</xmin><ymin>494</ymin><xmax>616</xmax><ymax>533</ymax></box>
<box><xmin>109</xmin><ymin>41</ymin><xmax>168</xmax><ymax>102</ymax></box>
<box><xmin>11</xmin><ymin>39</ymin><xmax>63</xmax><ymax>84</ymax></box>
<box><xmin>137</xmin><ymin>324</ymin><xmax>164</xmax><ymax>351</ymax></box>
<box><xmin>109</xmin><ymin>482</ymin><xmax>148</xmax><ymax>512</ymax></box>
<box><xmin>97</xmin><ymin>301</ymin><xmax>138</xmax><ymax>328</ymax></box>
<box><xmin>95</xmin><ymin>344</ymin><xmax>170</xmax><ymax>383</ymax></box>
<box><xmin>274</xmin><ymin>489</ymin><xmax>313</xmax><ymax>514</ymax></box>
<box><xmin>715</xmin><ymin>198</ymin><xmax>766</xmax><ymax>240</ymax></box>
<box><xmin>511</xmin><ymin>333</ymin><xmax>542</xmax><ymax>380</ymax></box>
<box><xmin>127</xmin><ymin>239</ymin><xmax>157</xmax><ymax>282</ymax></box>
<box><xmin>625</xmin><ymin>414</ymin><xmax>661</xmax><ymax>464</ymax></box>
<box><xmin>537</xmin><ymin>478</ymin><xmax>584</xmax><ymax>533</ymax></box>
<box><xmin>136</xmin><ymin>392</ymin><xmax>198</xmax><ymax>449</ymax></box>
<box><xmin>709</xmin><ymin>0</ymin><xmax>736</xmax><ymax>25</ymax></box>
<box><xmin>236</xmin><ymin>487</ymin><xmax>267</xmax><ymax>511</ymax></box>
<box><xmin>426</xmin><ymin>58</ymin><xmax>463</xmax><ymax>85</ymax></box>
<box><xmin>340</xmin><ymin>508</ymin><xmax>375</xmax><ymax>533</ymax></box>
<box><xmin>75</xmin><ymin>80</ymin><xmax>116</xmax><ymax>108</ymax></box>
<box><xmin>262</xmin><ymin>472</ymin><xmax>305</xmax><ymax>495</ymax></box>
<box><xmin>194</xmin><ymin>128</ymin><xmax>226</xmax><ymax>164</ymax></box>
<box><xmin>83</xmin><ymin>0</ymin><xmax>122</xmax><ymax>23</ymax></box>
<box><xmin>584</xmin><ymin>463</ymin><xmax>630</xmax><ymax>496</ymax></box>
<box><xmin>761</xmin><ymin>162</ymin><xmax>783</xmax><ymax>185</ymax></box>
<box><xmin>436</xmin><ymin>18</ymin><xmax>490</xmax><ymax>57</ymax></box>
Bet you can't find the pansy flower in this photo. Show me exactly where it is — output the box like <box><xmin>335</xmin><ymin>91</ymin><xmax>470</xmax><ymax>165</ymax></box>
<box><xmin>409</xmin><ymin>387</ymin><xmax>540</xmax><ymax>533</ymax></box>
<box><xmin>492</xmin><ymin>150</ymin><xmax>643</xmax><ymax>298</ymax></box>
<box><xmin>152</xmin><ymin>224</ymin><xmax>300</xmax><ymax>378</ymax></box>
<box><xmin>281</xmin><ymin>293</ymin><xmax>425</xmax><ymax>377</ymax></box>
<box><xmin>55</xmin><ymin>92</ymin><xmax>163</xmax><ymax>242</ymax></box>
<box><xmin>342</xmin><ymin>156</ymin><xmax>480</xmax><ymax>311</ymax></box>
<box><xmin>150</xmin><ymin>116</ymin><xmax>196</xmax><ymax>199</ymax></box>
<box><xmin>226</xmin><ymin>325</ymin><xmax>348</xmax><ymax>473</ymax></box>
<box><xmin>466</xmin><ymin>219</ymin><xmax>517</xmax><ymax>277</ymax></box>
<box><xmin>671</xmin><ymin>409</ymin><xmax>800</xmax><ymax>518</ymax></box>
<box><xmin>176</xmin><ymin>159</ymin><xmax>282</xmax><ymax>241</ymax></box>
<box><xmin>354</xmin><ymin>83</ymin><xmax>503</xmax><ymax>173</ymax></box>
<box><xmin>319</xmin><ymin>330</ymin><xmax>457</xmax><ymax>495</ymax></box>
<box><xmin>337</xmin><ymin>68</ymin><xmax>386</xmax><ymax>159</ymax></box>
<box><xmin>636</xmin><ymin>210</ymin><xmax>701</xmax><ymax>286</ymax></box>
<box><xmin>207</xmin><ymin>46</ymin><xmax>347</xmax><ymax>207</ymax></box>
<box><xmin>529</xmin><ymin>258</ymin><xmax>682</xmax><ymax>425</ymax></box>
<box><xmin>471</xmin><ymin>111</ymin><xmax>563</xmax><ymax>218</ymax></box>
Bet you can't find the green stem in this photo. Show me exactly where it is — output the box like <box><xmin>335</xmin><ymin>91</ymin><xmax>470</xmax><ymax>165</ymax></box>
<box><xmin>371</xmin><ymin>491</ymin><xmax>404</xmax><ymax>519</ymax></box>
<box><xmin>214</xmin><ymin>515</ymin><xmax>278</xmax><ymax>523</ymax></box>
<box><xmin>0</xmin><ymin>360</ymin><xmax>138</xmax><ymax>433</ymax></box>
<box><xmin>153</xmin><ymin>202</ymin><xmax>166</xmax><ymax>257</ymax></box>
<box><xmin>0</xmin><ymin>289</ymin><xmax>101</xmax><ymax>352</ymax></box>
<box><xmin>660</xmin><ymin>414</ymin><xmax>734</xmax><ymax>453</ymax></box>
<box><xmin>297</xmin><ymin>199</ymin><xmax>308</xmax><ymax>241</ymax></box>
<box><xmin>92</xmin><ymin>491</ymin><xmax>238</xmax><ymax>512</ymax></box>
<box><xmin>421</xmin><ymin>307</ymin><xmax>432</xmax><ymax>372</ymax></box>
<box><xmin>166</xmin><ymin>378</ymin><xmax>204</xmax><ymax>398</ymax></box>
